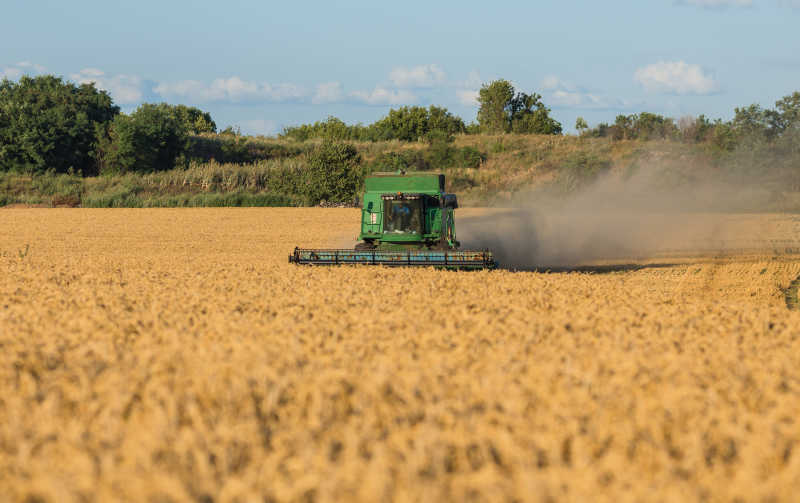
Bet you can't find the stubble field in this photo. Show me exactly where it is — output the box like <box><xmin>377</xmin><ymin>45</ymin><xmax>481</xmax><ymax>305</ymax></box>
<box><xmin>2</xmin><ymin>208</ymin><xmax>800</xmax><ymax>502</ymax></box>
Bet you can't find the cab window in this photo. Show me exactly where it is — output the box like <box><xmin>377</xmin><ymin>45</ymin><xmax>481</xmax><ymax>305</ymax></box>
<box><xmin>383</xmin><ymin>199</ymin><xmax>422</xmax><ymax>234</ymax></box>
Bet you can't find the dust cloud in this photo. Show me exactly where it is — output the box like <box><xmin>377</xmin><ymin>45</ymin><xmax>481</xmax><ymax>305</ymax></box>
<box><xmin>458</xmin><ymin>165</ymin><xmax>781</xmax><ymax>270</ymax></box>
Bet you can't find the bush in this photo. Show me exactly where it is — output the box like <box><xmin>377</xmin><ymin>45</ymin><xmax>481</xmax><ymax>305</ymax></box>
<box><xmin>101</xmin><ymin>103</ymin><xmax>189</xmax><ymax>174</ymax></box>
<box><xmin>0</xmin><ymin>75</ymin><xmax>119</xmax><ymax>175</ymax></box>
<box><xmin>303</xmin><ymin>141</ymin><xmax>362</xmax><ymax>204</ymax></box>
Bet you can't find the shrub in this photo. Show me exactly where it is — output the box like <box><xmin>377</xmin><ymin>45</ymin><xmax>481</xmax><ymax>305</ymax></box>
<box><xmin>303</xmin><ymin>141</ymin><xmax>362</xmax><ymax>204</ymax></box>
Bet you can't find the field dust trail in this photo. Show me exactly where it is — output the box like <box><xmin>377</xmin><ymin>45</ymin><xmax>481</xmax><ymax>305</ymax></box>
<box><xmin>459</xmin><ymin>160</ymin><xmax>800</xmax><ymax>270</ymax></box>
<box><xmin>459</xmin><ymin>209</ymin><xmax>800</xmax><ymax>269</ymax></box>
<box><xmin>2</xmin><ymin>208</ymin><xmax>800</xmax><ymax>502</ymax></box>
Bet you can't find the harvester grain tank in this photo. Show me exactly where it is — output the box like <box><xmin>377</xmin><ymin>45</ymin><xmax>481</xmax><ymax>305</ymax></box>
<box><xmin>289</xmin><ymin>172</ymin><xmax>496</xmax><ymax>269</ymax></box>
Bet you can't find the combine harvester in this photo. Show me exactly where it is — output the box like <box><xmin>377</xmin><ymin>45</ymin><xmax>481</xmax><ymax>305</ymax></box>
<box><xmin>289</xmin><ymin>171</ymin><xmax>496</xmax><ymax>269</ymax></box>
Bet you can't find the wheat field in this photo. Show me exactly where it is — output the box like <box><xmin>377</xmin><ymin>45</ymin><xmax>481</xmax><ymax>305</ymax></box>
<box><xmin>1</xmin><ymin>208</ymin><xmax>800</xmax><ymax>502</ymax></box>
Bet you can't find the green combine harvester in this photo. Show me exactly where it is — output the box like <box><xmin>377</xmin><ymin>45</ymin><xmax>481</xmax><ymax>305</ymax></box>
<box><xmin>289</xmin><ymin>171</ymin><xmax>496</xmax><ymax>269</ymax></box>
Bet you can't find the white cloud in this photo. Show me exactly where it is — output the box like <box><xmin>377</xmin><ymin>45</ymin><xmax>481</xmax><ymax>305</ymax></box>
<box><xmin>538</xmin><ymin>75</ymin><xmax>630</xmax><ymax>110</ymax></box>
<box><xmin>0</xmin><ymin>67</ymin><xmax>22</xmax><ymax>80</ymax></box>
<box><xmin>71</xmin><ymin>68</ymin><xmax>146</xmax><ymax>104</ymax></box>
<box><xmin>389</xmin><ymin>64</ymin><xmax>445</xmax><ymax>88</ymax></box>
<box><xmin>15</xmin><ymin>61</ymin><xmax>47</xmax><ymax>73</ymax></box>
<box><xmin>154</xmin><ymin>76</ymin><xmax>307</xmax><ymax>103</ymax></box>
<box><xmin>551</xmin><ymin>89</ymin><xmax>586</xmax><ymax>107</ymax></box>
<box><xmin>1</xmin><ymin>61</ymin><xmax>47</xmax><ymax>80</ymax></box>
<box><xmin>350</xmin><ymin>86</ymin><xmax>417</xmax><ymax>105</ymax></box>
<box><xmin>237</xmin><ymin>119</ymin><xmax>278</xmax><ymax>136</ymax></box>
<box><xmin>454</xmin><ymin>70</ymin><xmax>483</xmax><ymax>107</ymax></box>
<box><xmin>550</xmin><ymin>90</ymin><xmax>623</xmax><ymax>109</ymax></box>
<box><xmin>634</xmin><ymin>61</ymin><xmax>719</xmax><ymax>95</ymax></box>
<box><xmin>456</xmin><ymin>89</ymin><xmax>479</xmax><ymax>106</ymax></box>
<box><xmin>76</xmin><ymin>67</ymin><xmax>104</xmax><ymax>77</ymax></box>
<box><xmin>541</xmin><ymin>75</ymin><xmax>563</xmax><ymax>91</ymax></box>
<box><xmin>312</xmin><ymin>81</ymin><xmax>344</xmax><ymax>104</ymax></box>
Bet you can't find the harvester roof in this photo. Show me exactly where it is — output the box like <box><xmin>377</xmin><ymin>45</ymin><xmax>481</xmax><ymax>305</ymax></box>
<box><xmin>365</xmin><ymin>172</ymin><xmax>444</xmax><ymax>194</ymax></box>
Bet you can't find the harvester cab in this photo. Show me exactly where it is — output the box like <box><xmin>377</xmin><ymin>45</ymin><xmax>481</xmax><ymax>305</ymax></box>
<box><xmin>358</xmin><ymin>172</ymin><xmax>459</xmax><ymax>251</ymax></box>
<box><xmin>289</xmin><ymin>172</ymin><xmax>496</xmax><ymax>269</ymax></box>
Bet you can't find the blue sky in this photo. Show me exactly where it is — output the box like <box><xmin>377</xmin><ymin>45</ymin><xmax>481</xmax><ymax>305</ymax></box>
<box><xmin>2</xmin><ymin>0</ymin><xmax>798</xmax><ymax>134</ymax></box>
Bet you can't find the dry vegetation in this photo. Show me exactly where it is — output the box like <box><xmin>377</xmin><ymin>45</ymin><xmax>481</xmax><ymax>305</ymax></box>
<box><xmin>2</xmin><ymin>208</ymin><xmax>800</xmax><ymax>502</ymax></box>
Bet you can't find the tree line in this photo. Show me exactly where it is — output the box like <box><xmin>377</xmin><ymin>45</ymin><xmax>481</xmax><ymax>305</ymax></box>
<box><xmin>281</xmin><ymin>79</ymin><xmax>562</xmax><ymax>141</ymax></box>
<box><xmin>0</xmin><ymin>75</ymin><xmax>215</xmax><ymax>175</ymax></box>
<box><xmin>578</xmin><ymin>93</ymin><xmax>800</xmax><ymax>150</ymax></box>
<box><xmin>1</xmin><ymin>74</ymin><xmax>798</xmax><ymax>178</ymax></box>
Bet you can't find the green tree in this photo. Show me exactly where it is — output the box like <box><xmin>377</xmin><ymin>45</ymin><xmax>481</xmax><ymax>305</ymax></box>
<box><xmin>426</xmin><ymin>105</ymin><xmax>466</xmax><ymax>136</ymax></box>
<box><xmin>373</xmin><ymin>106</ymin><xmax>429</xmax><ymax>141</ymax></box>
<box><xmin>0</xmin><ymin>75</ymin><xmax>119</xmax><ymax>174</ymax></box>
<box><xmin>678</xmin><ymin>115</ymin><xmax>713</xmax><ymax>143</ymax></box>
<box><xmin>612</xmin><ymin>114</ymin><xmax>634</xmax><ymax>140</ymax></box>
<box><xmin>101</xmin><ymin>103</ymin><xmax>188</xmax><ymax>174</ymax></box>
<box><xmin>609</xmin><ymin>113</ymin><xmax>677</xmax><ymax>141</ymax></box>
<box><xmin>304</xmin><ymin>141</ymin><xmax>362</xmax><ymax>204</ymax></box>
<box><xmin>772</xmin><ymin>91</ymin><xmax>800</xmax><ymax>134</ymax></box>
<box><xmin>477</xmin><ymin>80</ymin><xmax>561</xmax><ymax>134</ymax></box>
<box><xmin>319</xmin><ymin>116</ymin><xmax>352</xmax><ymax>140</ymax></box>
<box><xmin>370</xmin><ymin>106</ymin><xmax>465</xmax><ymax>141</ymax></box>
<box><xmin>171</xmin><ymin>104</ymin><xmax>216</xmax><ymax>134</ymax></box>
<box><xmin>575</xmin><ymin>117</ymin><xmax>588</xmax><ymax>135</ymax></box>
<box><xmin>635</xmin><ymin>112</ymin><xmax>678</xmax><ymax>140</ymax></box>
<box><xmin>477</xmin><ymin>79</ymin><xmax>515</xmax><ymax>133</ymax></box>
<box><xmin>731</xmin><ymin>104</ymin><xmax>772</xmax><ymax>141</ymax></box>
<box><xmin>710</xmin><ymin>120</ymin><xmax>738</xmax><ymax>151</ymax></box>
<box><xmin>510</xmin><ymin>92</ymin><xmax>562</xmax><ymax>134</ymax></box>
<box><xmin>281</xmin><ymin>107</ymin><xmax>465</xmax><ymax>143</ymax></box>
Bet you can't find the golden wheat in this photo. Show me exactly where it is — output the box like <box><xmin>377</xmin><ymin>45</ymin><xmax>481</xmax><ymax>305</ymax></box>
<box><xmin>1</xmin><ymin>208</ymin><xmax>800</xmax><ymax>502</ymax></box>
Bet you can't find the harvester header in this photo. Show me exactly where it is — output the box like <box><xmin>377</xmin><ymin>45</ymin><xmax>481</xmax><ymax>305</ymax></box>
<box><xmin>289</xmin><ymin>171</ymin><xmax>496</xmax><ymax>269</ymax></box>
